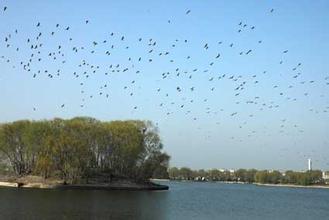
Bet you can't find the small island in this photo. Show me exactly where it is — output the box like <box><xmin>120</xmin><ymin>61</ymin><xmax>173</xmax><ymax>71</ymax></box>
<box><xmin>0</xmin><ymin>117</ymin><xmax>170</xmax><ymax>191</ymax></box>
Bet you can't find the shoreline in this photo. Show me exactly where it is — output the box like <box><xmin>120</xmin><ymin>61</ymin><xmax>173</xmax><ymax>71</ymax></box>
<box><xmin>2</xmin><ymin>178</ymin><xmax>328</xmax><ymax>191</ymax></box>
<box><xmin>168</xmin><ymin>179</ymin><xmax>329</xmax><ymax>189</ymax></box>
<box><xmin>0</xmin><ymin>176</ymin><xmax>169</xmax><ymax>191</ymax></box>
<box><xmin>55</xmin><ymin>183</ymin><xmax>169</xmax><ymax>191</ymax></box>
<box><xmin>253</xmin><ymin>182</ymin><xmax>329</xmax><ymax>189</ymax></box>
<box><xmin>0</xmin><ymin>181</ymin><xmax>169</xmax><ymax>191</ymax></box>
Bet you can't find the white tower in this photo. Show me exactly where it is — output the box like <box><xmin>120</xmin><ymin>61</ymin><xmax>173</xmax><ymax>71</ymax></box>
<box><xmin>308</xmin><ymin>158</ymin><xmax>312</xmax><ymax>171</ymax></box>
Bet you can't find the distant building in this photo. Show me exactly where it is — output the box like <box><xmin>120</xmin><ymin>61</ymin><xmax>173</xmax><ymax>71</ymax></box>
<box><xmin>323</xmin><ymin>171</ymin><xmax>329</xmax><ymax>180</ymax></box>
<box><xmin>308</xmin><ymin>159</ymin><xmax>312</xmax><ymax>171</ymax></box>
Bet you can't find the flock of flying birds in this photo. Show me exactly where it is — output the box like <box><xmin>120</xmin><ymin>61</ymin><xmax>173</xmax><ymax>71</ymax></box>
<box><xmin>1</xmin><ymin>5</ymin><xmax>329</xmax><ymax>164</ymax></box>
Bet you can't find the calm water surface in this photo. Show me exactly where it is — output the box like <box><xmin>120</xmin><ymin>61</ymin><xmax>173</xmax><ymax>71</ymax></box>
<box><xmin>0</xmin><ymin>181</ymin><xmax>328</xmax><ymax>220</ymax></box>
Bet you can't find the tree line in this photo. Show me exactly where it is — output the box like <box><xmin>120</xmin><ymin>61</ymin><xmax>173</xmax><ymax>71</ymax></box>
<box><xmin>169</xmin><ymin>167</ymin><xmax>325</xmax><ymax>186</ymax></box>
<box><xmin>0</xmin><ymin>117</ymin><xmax>170</xmax><ymax>184</ymax></box>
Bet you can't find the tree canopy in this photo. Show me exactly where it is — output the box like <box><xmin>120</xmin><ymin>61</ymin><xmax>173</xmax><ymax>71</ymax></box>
<box><xmin>0</xmin><ymin>117</ymin><xmax>170</xmax><ymax>184</ymax></box>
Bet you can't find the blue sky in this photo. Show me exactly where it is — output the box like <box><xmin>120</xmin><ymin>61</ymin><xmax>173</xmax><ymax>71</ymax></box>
<box><xmin>0</xmin><ymin>0</ymin><xmax>329</xmax><ymax>170</ymax></box>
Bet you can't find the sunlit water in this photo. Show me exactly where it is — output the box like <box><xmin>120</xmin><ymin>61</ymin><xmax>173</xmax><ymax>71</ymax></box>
<box><xmin>0</xmin><ymin>181</ymin><xmax>328</xmax><ymax>219</ymax></box>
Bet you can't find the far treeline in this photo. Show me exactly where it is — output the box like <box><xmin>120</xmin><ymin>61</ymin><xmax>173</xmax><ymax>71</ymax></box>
<box><xmin>169</xmin><ymin>167</ymin><xmax>326</xmax><ymax>186</ymax></box>
<box><xmin>0</xmin><ymin>117</ymin><xmax>170</xmax><ymax>184</ymax></box>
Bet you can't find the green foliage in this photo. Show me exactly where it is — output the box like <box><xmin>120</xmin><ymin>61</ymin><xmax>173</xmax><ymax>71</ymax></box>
<box><xmin>0</xmin><ymin>118</ymin><xmax>169</xmax><ymax>183</ymax></box>
<box><xmin>169</xmin><ymin>167</ymin><xmax>325</xmax><ymax>186</ymax></box>
<box><xmin>255</xmin><ymin>170</ymin><xmax>282</xmax><ymax>184</ymax></box>
<box><xmin>282</xmin><ymin>170</ymin><xmax>323</xmax><ymax>185</ymax></box>
<box><xmin>235</xmin><ymin>169</ymin><xmax>257</xmax><ymax>183</ymax></box>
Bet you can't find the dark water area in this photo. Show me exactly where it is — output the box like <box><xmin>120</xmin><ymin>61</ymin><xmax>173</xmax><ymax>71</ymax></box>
<box><xmin>0</xmin><ymin>181</ymin><xmax>329</xmax><ymax>220</ymax></box>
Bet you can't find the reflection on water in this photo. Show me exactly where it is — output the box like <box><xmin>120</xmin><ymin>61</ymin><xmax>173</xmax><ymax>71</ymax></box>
<box><xmin>0</xmin><ymin>187</ymin><xmax>169</xmax><ymax>220</ymax></box>
<box><xmin>1</xmin><ymin>181</ymin><xmax>329</xmax><ymax>220</ymax></box>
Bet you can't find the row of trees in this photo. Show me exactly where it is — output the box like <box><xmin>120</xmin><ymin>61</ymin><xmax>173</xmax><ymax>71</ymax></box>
<box><xmin>168</xmin><ymin>167</ymin><xmax>324</xmax><ymax>185</ymax></box>
<box><xmin>255</xmin><ymin>170</ymin><xmax>324</xmax><ymax>185</ymax></box>
<box><xmin>0</xmin><ymin>117</ymin><xmax>170</xmax><ymax>183</ymax></box>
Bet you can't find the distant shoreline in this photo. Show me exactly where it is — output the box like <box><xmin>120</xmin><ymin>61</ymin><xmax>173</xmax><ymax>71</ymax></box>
<box><xmin>253</xmin><ymin>183</ymin><xmax>329</xmax><ymax>189</ymax></box>
<box><xmin>164</xmin><ymin>179</ymin><xmax>329</xmax><ymax>189</ymax></box>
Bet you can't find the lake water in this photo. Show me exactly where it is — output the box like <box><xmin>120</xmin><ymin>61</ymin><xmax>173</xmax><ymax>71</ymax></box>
<box><xmin>0</xmin><ymin>181</ymin><xmax>329</xmax><ymax>219</ymax></box>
